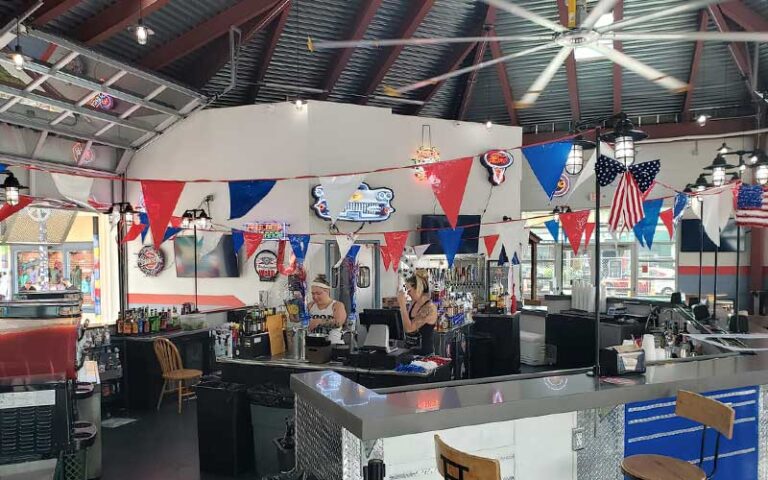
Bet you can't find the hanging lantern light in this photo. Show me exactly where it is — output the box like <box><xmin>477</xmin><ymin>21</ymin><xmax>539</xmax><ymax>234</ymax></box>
<box><xmin>122</xmin><ymin>204</ymin><xmax>136</xmax><ymax>226</ymax></box>
<box><xmin>195</xmin><ymin>210</ymin><xmax>212</xmax><ymax>230</ymax></box>
<box><xmin>717</xmin><ymin>142</ymin><xmax>731</xmax><ymax>155</ymax></box>
<box><xmin>1</xmin><ymin>172</ymin><xmax>26</xmax><ymax>207</ymax></box>
<box><xmin>411</xmin><ymin>125</ymin><xmax>440</xmax><ymax>181</ymax></box>
<box><xmin>107</xmin><ymin>202</ymin><xmax>138</xmax><ymax>225</ymax></box>
<box><xmin>599</xmin><ymin>113</ymin><xmax>647</xmax><ymax>167</ymax></box>
<box><xmin>693</xmin><ymin>173</ymin><xmax>711</xmax><ymax>192</ymax></box>
<box><xmin>756</xmin><ymin>162</ymin><xmax>768</xmax><ymax>186</ymax></box>
<box><xmin>703</xmin><ymin>154</ymin><xmax>735</xmax><ymax>188</ymax></box>
<box><xmin>181</xmin><ymin>211</ymin><xmax>193</xmax><ymax>229</ymax></box>
<box><xmin>565</xmin><ymin>136</ymin><xmax>596</xmax><ymax>175</ymax></box>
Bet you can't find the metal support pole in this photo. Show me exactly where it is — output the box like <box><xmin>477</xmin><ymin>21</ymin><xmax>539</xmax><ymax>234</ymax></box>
<box><xmin>117</xmin><ymin>176</ymin><xmax>128</xmax><ymax>315</ymax></box>
<box><xmin>735</xmin><ymin>224</ymin><xmax>741</xmax><ymax>314</ymax></box>
<box><xmin>698</xmin><ymin>203</ymin><xmax>704</xmax><ymax>303</ymax></box>
<box><xmin>193</xmin><ymin>224</ymin><xmax>199</xmax><ymax>313</ymax></box>
<box><xmin>593</xmin><ymin>128</ymin><xmax>602</xmax><ymax>376</ymax></box>
<box><xmin>713</xmin><ymin>245</ymin><xmax>718</xmax><ymax>319</ymax></box>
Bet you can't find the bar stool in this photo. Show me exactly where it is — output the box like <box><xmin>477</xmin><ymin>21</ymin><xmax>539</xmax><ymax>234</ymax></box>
<box><xmin>153</xmin><ymin>338</ymin><xmax>202</xmax><ymax>413</ymax></box>
<box><xmin>621</xmin><ymin>390</ymin><xmax>735</xmax><ymax>480</ymax></box>
<box><xmin>434</xmin><ymin>434</ymin><xmax>501</xmax><ymax>480</ymax></box>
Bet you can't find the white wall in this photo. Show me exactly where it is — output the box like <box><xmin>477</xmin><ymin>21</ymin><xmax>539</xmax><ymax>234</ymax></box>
<box><xmin>125</xmin><ymin>101</ymin><xmax>522</xmax><ymax>308</ymax></box>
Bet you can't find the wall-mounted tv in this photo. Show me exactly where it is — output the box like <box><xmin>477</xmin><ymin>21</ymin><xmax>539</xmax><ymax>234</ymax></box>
<box><xmin>680</xmin><ymin>219</ymin><xmax>743</xmax><ymax>252</ymax></box>
<box><xmin>420</xmin><ymin>215</ymin><xmax>481</xmax><ymax>255</ymax></box>
<box><xmin>174</xmin><ymin>235</ymin><xmax>240</xmax><ymax>278</ymax></box>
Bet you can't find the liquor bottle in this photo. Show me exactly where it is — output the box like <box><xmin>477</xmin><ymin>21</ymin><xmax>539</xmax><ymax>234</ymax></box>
<box><xmin>172</xmin><ymin>307</ymin><xmax>180</xmax><ymax>329</ymax></box>
<box><xmin>132</xmin><ymin>317</ymin><xmax>139</xmax><ymax>335</ymax></box>
<box><xmin>160</xmin><ymin>309</ymin><xmax>168</xmax><ymax>331</ymax></box>
<box><xmin>116</xmin><ymin>314</ymin><xmax>124</xmax><ymax>336</ymax></box>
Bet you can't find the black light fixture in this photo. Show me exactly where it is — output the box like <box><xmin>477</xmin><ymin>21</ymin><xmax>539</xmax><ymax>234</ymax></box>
<box><xmin>703</xmin><ymin>154</ymin><xmax>736</xmax><ymax>187</ymax></box>
<box><xmin>693</xmin><ymin>173</ymin><xmax>712</xmax><ymax>192</ymax></box>
<box><xmin>566</xmin><ymin>136</ymin><xmax>596</xmax><ymax>175</ymax></box>
<box><xmin>10</xmin><ymin>20</ymin><xmax>24</xmax><ymax>71</ymax></box>
<box><xmin>0</xmin><ymin>171</ymin><xmax>27</xmax><ymax>206</ymax></box>
<box><xmin>599</xmin><ymin>113</ymin><xmax>648</xmax><ymax>166</ymax></box>
<box><xmin>748</xmin><ymin>149</ymin><xmax>763</xmax><ymax>165</ymax></box>
<box><xmin>107</xmin><ymin>202</ymin><xmax>138</xmax><ymax>226</ymax></box>
<box><xmin>696</xmin><ymin>114</ymin><xmax>709</xmax><ymax>127</ymax></box>
<box><xmin>717</xmin><ymin>142</ymin><xmax>731</xmax><ymax>155</ymax></box>
<box><xmin>181</xmin><ymin>209</ymin><xmax>212</xmax><ymax>230</ymax></box>
<box><xmin>130</xmin><ymin>1</ymin><xmax>153</xmax><ymax>46</ymax></box>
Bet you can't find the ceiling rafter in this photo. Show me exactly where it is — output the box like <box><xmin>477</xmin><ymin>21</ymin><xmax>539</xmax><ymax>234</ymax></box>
<box><xmin>557</xmin><ymin>0</ymin><xmax>580</xmax><ymax>122</ymax></box>
<box><xmin>612</xmin><ymin>0</ymin><xmax>623</xmax><ymax>115</ymax></box>
<box><xmin>77</xmin><ymin>0</ymin><xmax>172</xmax><ymax>46</ymax></box>
<box><xmin>248</xmin><ymin>1</ymin><xmax>292</xmax><ymax>101</ymax></box>
<box><xmin>681</xmin><ymin>9</ymin><xmax>709</xmax><ymax>121</ymax></box>
<box><xmin>456</xmin><ymin>6</ymin><xmax>497</xmax><ymax>121</ymax></box>
<box><xmin>358</xmin><ymin>0</ymin><xmax>435</xmax><ymax>105</ymax></box>
<box><xmin>488</xmin><ymin>26</ymin><xmax>518</xmax><ymax>126</ymax></box>
<box><xmin>708</xmin><ymin>5</ymin><xmax>752</xmax><ymax>83</ymax></box>
<box><xmin>30</xmin><ymin>0</ymin><xmax>80</xmax><ymax>26</ymax></box>
<box><xmin>319</xmin><ymin>0</ymin><xmax>383</xmax><ymax>101</ymax></box>
<box><xmin>140</xmin><ymin>0</ymin><xmax>280</xmax><ymax>70</ymax></box>
<box><xmin>718</xmin><ymin>0</ymin><xmax>768</xmax><ymax>33</ymax></box>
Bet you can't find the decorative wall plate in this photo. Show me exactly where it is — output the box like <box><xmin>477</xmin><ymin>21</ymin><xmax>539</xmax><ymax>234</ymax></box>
<box><xmin>137</xmin><ymin>246</ymin><xmax>164</xmax><ymax>276</ymax></box>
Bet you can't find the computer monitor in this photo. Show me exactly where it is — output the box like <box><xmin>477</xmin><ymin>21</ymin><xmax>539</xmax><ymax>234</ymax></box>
<box><xmin>359</xmin><ymin>309</ymin><xmax>404</xmax><ymax>341</ymax></box>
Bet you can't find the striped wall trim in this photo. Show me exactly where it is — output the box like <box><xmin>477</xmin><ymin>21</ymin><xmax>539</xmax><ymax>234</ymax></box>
<box><xmin>628</xmin><ymin>417</ymin><xmax>756</xmax><ymax>444</ymax></box>
<box><xmin>628</xmin><ymin>400</ymin><xmax>756</xmax><ymax>424</ymax></box>
<box><xmin>627</xmin><ymin>389</ymin><xmax>757</xmax><ymax>413</ymax></box>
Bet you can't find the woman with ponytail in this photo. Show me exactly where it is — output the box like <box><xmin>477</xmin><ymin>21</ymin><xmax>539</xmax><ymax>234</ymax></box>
<box><xmin>397</xmin><ymin>271</ymin><xmax>438</xmax><ymax>355</ymax></box>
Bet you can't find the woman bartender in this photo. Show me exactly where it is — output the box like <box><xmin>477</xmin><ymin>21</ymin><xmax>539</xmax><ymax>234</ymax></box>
<box><xmin>397</xmin><ymin>271</ymin><xmax>438</xmax><ymax>355</ymax></box>
<box><xmin>307</xmin><ymin>274</ymin><xmax>347</xmax><ymax>344</ymax></box>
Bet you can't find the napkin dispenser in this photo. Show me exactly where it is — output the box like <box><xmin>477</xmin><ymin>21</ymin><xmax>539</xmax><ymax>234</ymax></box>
<box><xmin>599</xmin><ymin>345</ymin><xmax>646</xmax><ymax>376</ymax></box>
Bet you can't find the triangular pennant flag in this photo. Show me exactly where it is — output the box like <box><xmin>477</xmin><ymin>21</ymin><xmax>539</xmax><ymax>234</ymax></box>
<box><xmin>0</xmin><ymin>164</ymin><xmax>6</xmax><ymax>172</ymax></box>
<box><xmin>673</xmin><ymin>192</ymin><xmax>688</xmax><ymax>220</ymax></box>
<box><xmin>51</xmin><ymin>173</ymin><xmax>94</xmax><ymax>209</ymax></box>
<box><xmin>162</xmin><ymin>226</ymin><xmax>182</xmax><ymax>243</ymax></box>
<box><xmin>559</xmin><ymin>210</ymin><xmax>590</xmax><ymax>254</ymax></box>
<box><xmin>633</xmin><ymin>224</ymin><xmax>647</xmax><ymax>248</ymax></box>
<box><xmin>287</xmin><ymin>234</ymin><xmax>310</xmax><ymax>264</ymax></box>
<box><xmin>121</xmin><ymin>223</ymin><xmax>145</xmax><ymax>243</ymax></box>
<box><xmin>412</xmin><ymin>244</ymin><xmax>430</xmax><ymax>260</ymax></box>
<box><xmin>141</xmin><ymin>180</ymin><xmax>185</xmax><ymax>249</ymax></box>
<box><xmin>641</xmin><ymin>198</ymin><xmax>663</xmax><ymax>248</ymax></box>
<box><xmin>0</xmin><ymin>195</ymin><xmax>33</xmax><ymax>222</ymax></box>
<box><xmin>319</xmin><ymin>174</ymin><xmax>366</xmax><ymax>224</ymax></box>
<box><xmin>139</xmin><ymin>212</ymin><xmax>149</xmax><ymax>243</ymax></box>
<box><xmin>522</xmin><ymin>140</ymin><xmax>573</xmax><ymax>199</ymax></box>
<box><xmin>498</xmin><ymin>245</ymin><xmax>509</xmax><ymax>266</ymax></box>
<box><xmin>511</xmin><ymin>252</ymin><xmax>520</xmax><ymax>266</ymax></box>
<box><xmin>423</xmin><ymin>157</ymin><xmax>473</xmax><ymax>229</ymax></box>
<box><xmin>483</xmin><ymin>234</ymin><xmax>499</xmax><ymax>257</ymax></box>
<box><xmin>379</xmin><ymin>244</ymin><xmax>392</xmax><ymax>271</ymax></box>
<box><xmin>334</xmin><ymin>234</ymin><xmax>358</xmax><ymax>268</ymax></box>
<box><xmin>568</xmin><ymin>148</ymin><xmax>599</xmax><ymax>197</ymax></box>
<box><xmin>660</xmin><ymin>209</ymin><xmax>675</xmax><ymax>239</ymax></box>
<box><xmin>717</xmin><ymin>186</ymin><xmax>734</xmax><ymax>232</ymax></box>
<box><xmin>583</xmin><ymin>222</ymin><xmax>596</xmax><ymax>251</ymax></box>
<box><xmin>169</xmin><ymin>216</ymin><xmax>182</xmax><ymax>228</ymax></box>
<box><xmin>437</xmin><ymin>227</ymin><xmax>464</xmax><ymax>268</ymax></box>
<box><xmin>228</xmin><ymin>180</ymin><xmax>277</xmax><ymax>220</ymax></box>
<box><xmin>383</xmin><ymin>231</ymin><xmax>409</xmax><ymax>271</ymax></box>
<box><xmin>544</xmin><ymin>219</ymin><xmax>559</xmax><ymax>242</ymax></box>
<box><xmin>700</xmin><ymin>194</ymin><xmax>721</xmax><ymax>246</ymax></box>
<box><xmin>198</xmin><ymin>231</ymin><xmax>224</xmax><ymax>258</ymax></box>
<box><xmin>346</xmin><ymin>245</ymin><xmax>361</xmax><ymax>263</ymax></box>
<box><xmin>232</xmin><ymin>230</ymin><xmax>244</xmax><ymax>255</ymax></box>
<box><xmin>244</xmin><ymin>232</ymin><xmax>264</xmax><ymax>260</ymax></box>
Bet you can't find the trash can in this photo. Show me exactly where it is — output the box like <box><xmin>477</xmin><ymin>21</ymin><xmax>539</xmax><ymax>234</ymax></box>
<box><xmin>247</xmin><ymin>384</ymin><xmax>294</xmax><ymax>477</ymax></box>
<box><xmin>196</xmin><ymin>381</ymin><xmax>253</xmax><ymax>476</ymax></box>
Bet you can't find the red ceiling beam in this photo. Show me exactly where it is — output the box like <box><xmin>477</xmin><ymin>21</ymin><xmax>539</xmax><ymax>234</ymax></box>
<box><xmin>358</xmin><ymin>0</ymin><xmax>435</xmax><ymax>104</ymax></box>
<box><xmin>457</xmin><ymin>37</ymin><xmax>489</xmax><ymax>120</ymax></box>
<box><xmin>557</xmin><ymin>0</ymin><xmax>580</xmax><ymax>122</ymax></box>
<box><xmin>613</xmin><ymin>0</ymin><xmax>623</xmax><ymax>114</ymax></box>
<box><xmin>77</xmin><ymin>0</ymin><xmax>171</xmax><ymax>46</ymax></box>
<box><xmin>681</xmin><ymin>9</ymin><xmax>709</xmax><ymax>121</ymax></box>
<box><xmin>488</xmin><ymin>27</ymin><xmax>519</xmax><ymax>126</ymax></box>
<box><xmin>718</xmin><ymin>0</ymin><xmax>768</xmax><ymax>32</ymax></box>
<box><xmin>248</xmin><ymin>2</ymin><xmax>292</xmax><ymax>101</ymax></box>
<box><xmin>31</xmin><ymin>0</ymin><xmax>81</xmax><ymax>26</ymax></box>
<box><xmin>140</xmin><ymin>0</ymin><xmax>280</xmax><ymax>70</ymax></box>
<box><xmin>708</xmin><ymin>5</ymin><xmax>752</xmax><ymax>82</ymax></box>
<box><xmin>319</xmin><ymin>0</ymin><xmax>383</xmax><ymax>101</ymax></box>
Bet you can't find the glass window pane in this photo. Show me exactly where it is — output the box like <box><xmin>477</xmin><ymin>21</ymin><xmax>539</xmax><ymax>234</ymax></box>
<box><xmin>68</xmin><ymin>251</ymin><xmax>95</xmax><ymax>307</ymax></box>
<box><xmin>599</xmin><ymin>246</ymin><xmax>632</xmax><ymax>297</ymax></box>
<box><xmin>563</xmin><ymin>249</ymin><xmax>591</xmax><ymax>293</ymax></box>
<box><xmin>17</xmin><ymin>251</ymin><xmax>43</xmax><ymax>291</ymax></box>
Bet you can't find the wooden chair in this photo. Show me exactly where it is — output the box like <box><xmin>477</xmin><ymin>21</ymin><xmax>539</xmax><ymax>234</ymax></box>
<box><xmin>434</xmin><ymin>434</ymin><xmax>501</xmax><ymax>480</ymax></box>
<box><xmin>153</xmin><ymin>338</ymin><xmax>202</xmax><ymax>414</ymax></box>
<box><xmin>621</xmin><ymin>390</ymin><xmax>735</xmax><ymax>480</ymax></box>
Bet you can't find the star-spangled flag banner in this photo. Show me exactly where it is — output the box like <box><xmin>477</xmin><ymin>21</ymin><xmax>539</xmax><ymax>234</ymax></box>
<box><xmin>735</xmin><ymin>185</ymin><xmax>768</xmax><ymax>228</ymax></box>
<box><xmin>596</xmin><ymin>156</ymin><xmax>660</xmax><ymax>193</ymax></box>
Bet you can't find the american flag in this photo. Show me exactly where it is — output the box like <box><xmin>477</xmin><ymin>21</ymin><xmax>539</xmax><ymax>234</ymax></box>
<box><xmin>735</xmin><ymin>184</ymin><xmax>768</xmax><ymax>228</ymax></box>
<box><xmin>609</xmin><ymin>172</ymin><xmax>645</xmax><ymax>231</ymax></box>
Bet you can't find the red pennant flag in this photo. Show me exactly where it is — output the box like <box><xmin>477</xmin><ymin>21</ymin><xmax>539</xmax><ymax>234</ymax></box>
<box><xmin>244</xmin><ymin>232</ymin><xmax>264</xmax><ymax>260</ymax></box>
<box><xmin>660</xmin><ymin>208</ymin><xmax>675</xmax><ymax>239</ymax></box>
<box><xmin>121</xmin><ymin>223</ymin><xmax>146</xmax><ymax>243</ymax></box>
<box><xmin>141</xmin><ymin>180</ymin><xmax>185</xmax><ymax>250</ymax></box>
<box><xmin>559</xmin><ymin>210</ymin><xmax>590</xmax><ymax>255</ymax></box>
<box><xmin>483</xmin><ymin>234</ymin><xmax>499</xmax><ymax>256</ymax></box>
<box><xmin>383</xmin><ymin>231</ymin><xmax>409</xmax><ymax>271</ymax></box>
<box><xmin>0</xmin><ymin>195</ymin><xmax>34</xmax><ymax>222</ymax></box>
<box><xmin>380</xmin><ymin>245</ymin><xmax>392</xmax><ymax>271</ymax></box>
<box><xmin>423</xmin><ymin>157</ymin><xmax>474</xmax><ymax>229</ymax></box>
<box><xmin>583</xmin><ymin>222</ymin><xmax>596</xmax><ymax>251</ymax></box>
<box><xmin>169</xmin><ymin>216</ymin><xmax>183</xmax><ymax>228</ymax></box>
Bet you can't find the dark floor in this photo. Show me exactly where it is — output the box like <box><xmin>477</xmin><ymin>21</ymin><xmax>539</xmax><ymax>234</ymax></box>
<box><xmin>102</xmin><ymin>400</ymin><xmax>254</xmax><ymax>480</ymax></box>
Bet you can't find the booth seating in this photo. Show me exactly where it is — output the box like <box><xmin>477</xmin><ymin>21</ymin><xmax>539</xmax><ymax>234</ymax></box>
<box><xmin>621</xmin><ymin>390</ymin><xmax>735</xmax><ymax>480</ymax></box>
<box><xmin>434</xmin><ymin>435</ymin><xmax>500</xmax><ymax>480</ymax></box>
<box><xmin>153</xmin><ymin>338</ymin><xmax>202</xmax><ymax>413</ymax></box>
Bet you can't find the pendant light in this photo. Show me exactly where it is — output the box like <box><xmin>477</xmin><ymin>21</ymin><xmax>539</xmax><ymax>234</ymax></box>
<box><xmin>195</xmin><ymin>210</ymin><xmax>212</xmax><ymax>230</ymax></box>
<box><xmin>107</xmin><ymin>202</ymin><xmax>138</xmax><ymax>226</ymax></box>
<box><xmin>599</xmin><ymin>113</ymin><xmax>647</xmax><ymax>167</ymax></box>
<box><xmin>566</xmin><ymin>136</ymin><xmax>596</xmax><ymax>175</ymax></box>
<box><xmin>755</xmin><ymin>161</ymin><xmax>768</xmax><ymax>186</ymax></box>
<box><xmin>131</xmin><ymin>1</ymin><xmax>153</xmax><ymax>46</ymax></box>
<box><xmin>10</xmin><ymin>20</ymin><xmax>24</xmax><ymax>71</ymax></box>
<box><xmin>703</xmin><ymin>154</ymin><xmax>735</xmax><ymax>187</ymax></box>
<box><xmin>717</xmin><ymin>142</ymin><xmax>731</xmax><ymax>155</ymax></box>
<box><xmin>696</xmin><ymin>114</ymin><xmax>709</xmax><ymax>127</ymax></box>
<box><xmin>1</xmin><ymin>172</ymin><xmax>26</xmax><ymax>206</ymax></box>
<box><xmin>693</xmin><ymin>173</ymin><xmax>711</xmax><ymax>192</ymax></box>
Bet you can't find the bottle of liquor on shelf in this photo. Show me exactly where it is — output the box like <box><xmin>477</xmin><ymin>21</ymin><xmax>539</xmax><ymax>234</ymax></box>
<box><xmin>132</xmin><ymin>315</ymin><xmax>139</xmax><ymax>335</ymax></box>
<box><xmin>171</xmin><ymin>307</ymin><xmax>180</xmax><ymax>329</ymax></box>
<box><xmin>116</xmin><ymin>314</ymin><xmax>124</xmax><ymax>336</ymax></box>
<box><xmin>160</xmin><ymin>309</ymin><xmax>168</xmax><ymax>331</ymax></box>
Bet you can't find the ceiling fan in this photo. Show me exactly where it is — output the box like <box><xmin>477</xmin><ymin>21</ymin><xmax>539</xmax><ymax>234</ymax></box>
<box><xmin>312</xmin><ymin>0</ymin><xmax>768</xmax><ymax>109</ymax></box>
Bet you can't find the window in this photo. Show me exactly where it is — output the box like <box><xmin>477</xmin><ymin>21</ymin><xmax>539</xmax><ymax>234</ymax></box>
<box><xmin>636</xmin><ymin>227</ymin><xmax>676</xmax><ymax>299</ymax></box>
<box><xmin>522</xmin><ymin>229</ymin><xmax>557</xmax><ymax>298</ymax></box>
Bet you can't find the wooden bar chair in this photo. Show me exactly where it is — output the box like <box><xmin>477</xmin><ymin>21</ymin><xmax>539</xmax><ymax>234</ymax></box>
<box><xmin>153</xmin><ymin>338</ymin><xmax>202</xmax><ymax>414</ymax></box>
<box><xmin>621</xmin><ymin>390</ymin><xmax>735</xmax><ymax>480</ymax></box>
<box><xmin>434</xmin><ymin>434</ymin><xmax>501</xmax><ymax>480</ymax></box>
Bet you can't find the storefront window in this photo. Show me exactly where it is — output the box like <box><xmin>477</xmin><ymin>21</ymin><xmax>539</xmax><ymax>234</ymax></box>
<box><xmin>636</xmin><ymin>227</ymin><xmax>676</xmax><ymax>299</ymax></box>
<box><xmin>16</xmin><ymin>251</ymin><xmax>44</xmax><ymax>291</ymax></box>
<box><xmin>68</xmin><ymin>250</ymin><xmax>95</xmax><ymax>307</ymax></box>
<box><xmin>522</xmin><ymin>240</ymin><xmax>556</xmax><ymax>298</ymax></box>
<box><xmin>599</xmin><ymin>245</ymin><xmax>633</xmax><ymax>297</ymax></box>
<box><xmin>563</xmin><ymin>249</ymin><xmax>591</xmax><ymax>293</ymax></box>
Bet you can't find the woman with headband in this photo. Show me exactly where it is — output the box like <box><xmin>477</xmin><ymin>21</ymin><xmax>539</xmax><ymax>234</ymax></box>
<box><xmin>397</xmin><ymin>271</ymin><xmax>438</xmax><ymax>355</ymax></box>
<box><xmin>307</xmin><ymin>274</ymin><xmax>347</xmax><ymax>344</ymax></box>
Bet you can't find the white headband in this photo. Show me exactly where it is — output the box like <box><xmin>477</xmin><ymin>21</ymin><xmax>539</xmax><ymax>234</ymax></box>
<box><xmin>311</xmin><ymin>282</ymin><xmax>330</xmax><ymax>290</ymax></box>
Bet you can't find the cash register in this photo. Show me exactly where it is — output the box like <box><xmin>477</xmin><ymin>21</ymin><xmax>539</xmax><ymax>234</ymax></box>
<box><xmin>350</xmin><ymin>309</ymin><xmax>409</xmax><ymax>369</ymax></box>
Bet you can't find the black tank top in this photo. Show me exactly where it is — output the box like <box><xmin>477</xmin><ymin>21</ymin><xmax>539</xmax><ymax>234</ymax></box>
<box><xmin>404</xmin><ymin>301</ymin><xmax>436</xmax><ymax>355</ymax></box>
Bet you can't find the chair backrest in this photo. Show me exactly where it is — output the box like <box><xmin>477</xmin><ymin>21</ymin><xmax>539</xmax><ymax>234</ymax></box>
<box><xmin>153</xmin><ymin>338</ymin><xmax>183</xmax><ymax>375</ymax></box>
<box><xmin>676</xmin><ymin>390</ymin><xmax>735</xmax><ymax>439</ymax></box>
<box><xmin>434</xmin><ymin>435</ymin><xmax>501</xmax><ymax>480</ymax></box>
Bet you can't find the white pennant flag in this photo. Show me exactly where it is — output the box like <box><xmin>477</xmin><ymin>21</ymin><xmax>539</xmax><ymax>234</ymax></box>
<box><xmin>500</xmin><ymin>222</ymin><xmax>526</xmax><ymax>260</ymax></box>
<box><xmin>51</xmin><ymin>173</ymin><xmax>94</xmax><ymax>209</ymax></box>
<box><xmin>412</xmin><ymin>244</ymin><xmax>430</xmax><ymax>260</ymax></box>
<box><xmin>320</xmin><ymin>174</ymin><xmax>366</xmax><ymax>224</ymax></box>
<box><xmin>568</xmin><ymin>148</ymin><xmax>599</xmax><ymax>198</ymax></box>
<box><xmin>198</xmin><ymin>230</ymin><xmax>223</xmax><ymax>258</ymax></box>
<box><xmin>334</xmin><ymin>233</ymin><xmax>357</xmax><ymax>267</ymax></box>
<box><xmin>700</xmin><ymin>194</ymin><xmax>722</xmax><ymax>246</ymax></box>
<box><xmin>717</xmin><ymin>186</ymin><xmax>734</xmax><ymax>232</ymax></box>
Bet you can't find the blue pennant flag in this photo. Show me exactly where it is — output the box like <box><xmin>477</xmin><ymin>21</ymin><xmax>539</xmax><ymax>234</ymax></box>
<box><xmin>498</xmin><ymin>245</ymin><xmax>508</xmax><ymax>266</ymax></box>
<box><xmin>544</xmin><ymin>219</ymin><xmax>559</xmax><ymax>242</ymax></box>
<box><xmin>0</xmin><ymin>164</ymin><xmax>6</xmax><ymax>173</ymax></box>
<box><xmin>511</xmin><ymin>252</ymin><xmax>520</xmax><ymax>266</ymax></box>
<box><xmin>139</xmin><ymin>212</ymin><xmax>149</xmax><ymax>243</ymax></box>
<box><xmin>672</xmin><ymin>192</ymin><xmax>688</xmax><ymax>220</ymax></box>
<box><xmin>346</xmin><ymin>245</ymin><xmax>361</xmax><ymax>263</ymax></box>
<box><xmin>522</xmin><ymin>140</ymin><xmax>573</xmax><ymax>200</ymax></box>
<box><xmin>232</xmin><ymin>230</ymin><xmax>245</xmax><ymax>255</ymax></box>
<box><xmin>633</xmin><ymin>198</ymin><xmax>663</xmax><ymax>249</ymax></box>
<box><xmin>437</xmin><ymin>227</ymin><xmax>465</xmax><ymax>268</ymax></box>
<box><xmin>228</xmin><ymin>180</ymin><xmax>277</xmax><ymax>220</ymax></box>
<box><xmin>288</xmin><ymin>234</ymin><xmax>311</xmax><ymax>264</ymax></box>
<box><xmin>162</xmin><ymin>227</ymin><xmax>182</xmax><ymax>243</ymax></box>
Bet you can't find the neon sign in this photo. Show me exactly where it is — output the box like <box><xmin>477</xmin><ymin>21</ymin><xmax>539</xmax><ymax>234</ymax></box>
<box><xmin>244</xmin><ymin>222</ymin><xmax>287</xmax><ymax>241</ymax></box>
<box><xmin>311</xmin><ymin>183</ymin><xmax>395</xmax><ymax>223</ymax></box>
<box><xmin>553</xmin><ymin>173</ymin><xmax>570</xmax><ymax>198</ymax></box>
<box><xmin>480</xmin><ymin>150</ymin><xmax>514</xmax><ymax>185</ymax></box>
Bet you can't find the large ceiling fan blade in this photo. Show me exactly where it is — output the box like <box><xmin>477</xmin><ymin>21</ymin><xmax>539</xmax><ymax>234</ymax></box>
<box><xmin>589</xmin><ymin>44</ymin><xmax>688</xmax><ymax>92</ymax></box>
<box><xmin>608</xmin><ymin>31</ymin><xmax>768</xmax><ymax>42</ymax></box>
<box><xmin>516</xmin><ymin>46</ymin><xmax>573</xmax><ymax>109</ymax></box>
<box><xmin>580</xmin><ymin>0</ymin><xmax>620</xmax><ymax>30</ymax></box>
<box><xmin>312</xmin><ymin>35</ymin><xmax>553</xmax><ymax>50</ymax></box>
<box><xmin>481</xmin><ymin>0</ymin><xmax>566</xmax><ymax>33</ymax></box>
<box><xmin>393</xmin><ymin>42</ymin><xmax>557</xmax><ymax>95</ymax></box>
<box><xmin>599</xmin><ymin>0</ymin><xmax>724</xmax><ymax>33</ymax></box>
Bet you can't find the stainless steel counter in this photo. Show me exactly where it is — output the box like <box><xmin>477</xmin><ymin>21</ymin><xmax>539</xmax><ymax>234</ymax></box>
<box><xmin>290</xmin><ymin>352</ymin><xmax>768</xmax><ymax>441</ymax></box>
<box><xmin>219</xmin><ymin>354</ymin><xmax>434</xmax><ymax>377</ymax></box>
